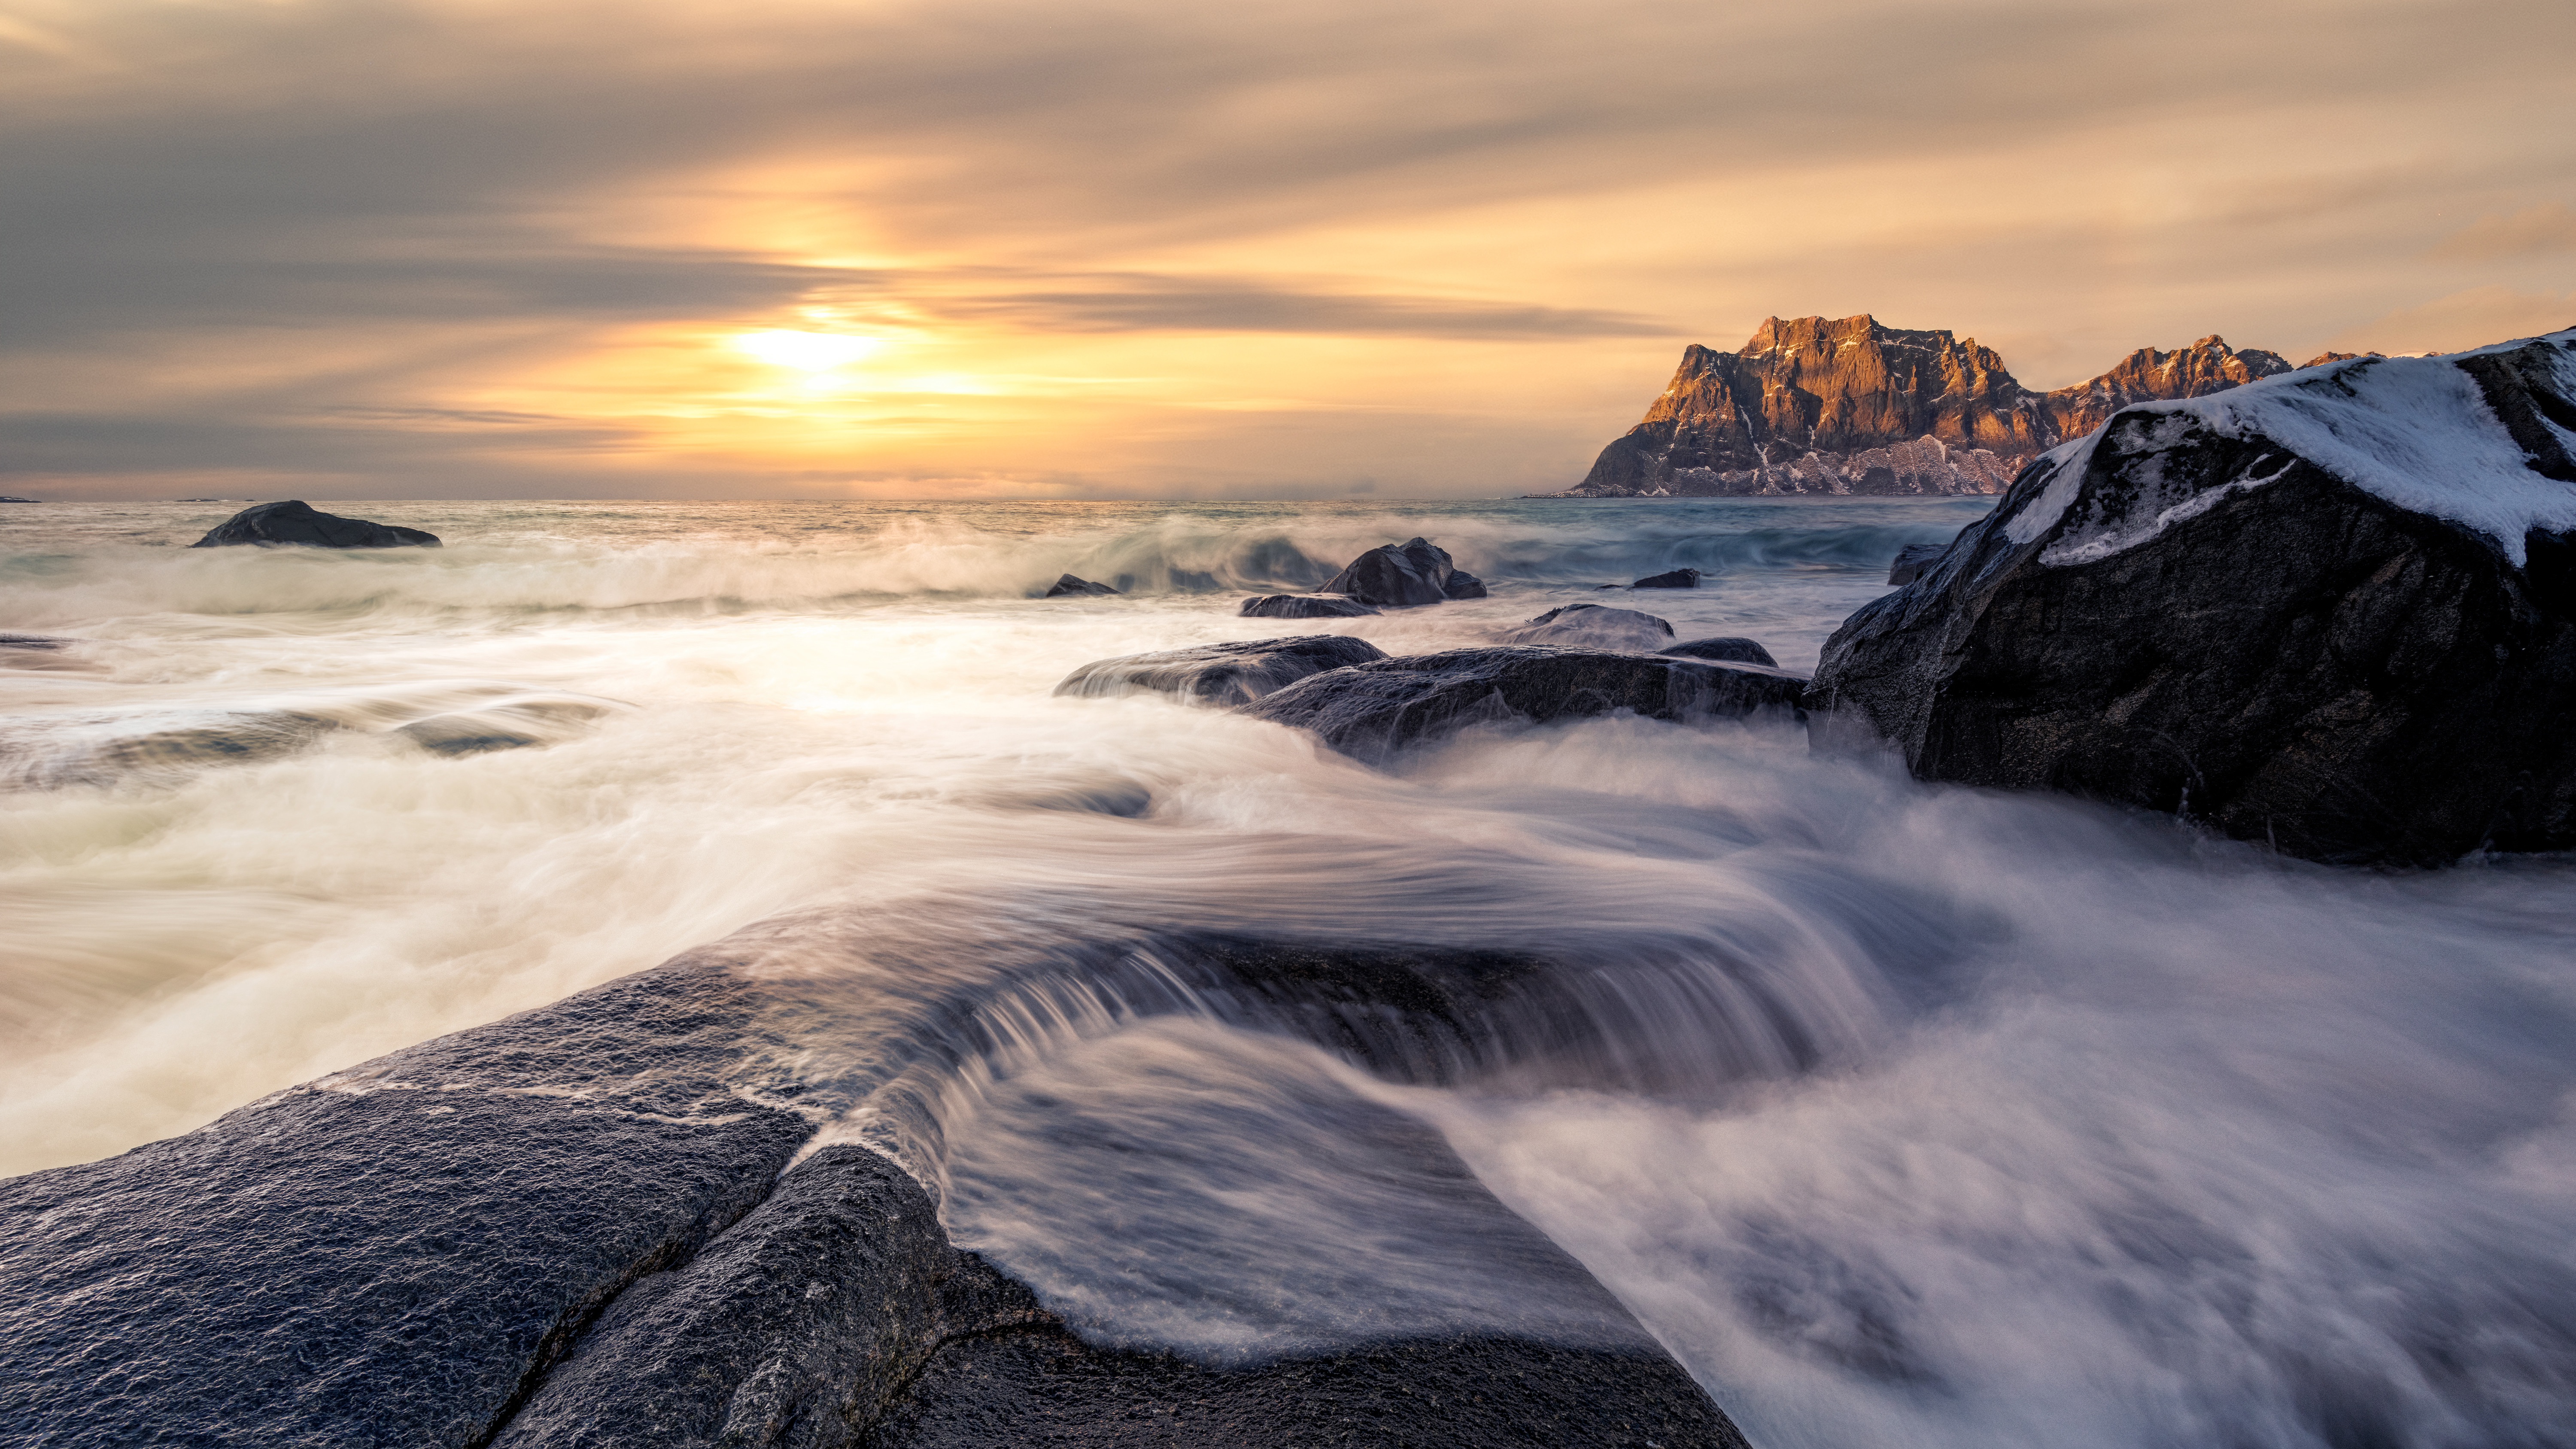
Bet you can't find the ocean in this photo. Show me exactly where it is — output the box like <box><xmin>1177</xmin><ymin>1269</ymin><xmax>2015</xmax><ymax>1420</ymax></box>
<box><xmin>6</xmin><ymin>496</ymin><xmax>2575</xmax><ymax>1447</ymax></box>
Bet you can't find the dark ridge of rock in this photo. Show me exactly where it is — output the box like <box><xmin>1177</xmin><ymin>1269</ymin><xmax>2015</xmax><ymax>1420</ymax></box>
<box><xmin>1321</xmin><ymin>538</ymin><xmax>1482</xmax><ymax>607</ymax></box>
<box><xmin>1042</xmin><ymin>574</ymin><xmax>1121</xmax><ymax>598</ymax></box>
<box><xmin>1631</xmin><ymin>567</ymin><xmax>1702</xmax><ymax>588</ymax></box>
<box><xmin>1054</xmin><ymin>635</ymin><xmax>1389</xmax><ymax>707</ymax></box>
<box><xmin>1245</xmin><ymin>646</ymin><xmax>1806</xmax><ymax>761</ymax></box>
<box><xmin>0</xmin><ymin>495</ymin><xmax>37</xmax><ymax>503</ymax></box>
<box><xmin>190</xmin><ymin>499</ymin><xmax>441</xmax><ymax>548</ymax></box>
<box><xmin>1887</xmin><ymin>542</ymin><xmax>1947</xmax><ymax>585</ymax></box>
<box><xmin>0</xmin><ymin>960</ymin><xmax>811</xmax><ymax>1449</ymax></box>
<box><xmin>866</xmin><ymin>1327</ymin><xmax>1747</xmax><ymax>1449</ymax></box>
<box><xmin>1553</xmin><ymin>315</ymin><xmax>2298</xmax><ymax>498</ymax></box>
<box><xmin>1662</xmin><ymin>636</ymin><xmax>1780</xmax><ymax>668</ymax></box>
<box><xmin>1497</xmin><ymin>604</ymin><xmax>1675</xmax><ymax>651</ymax></box>
<box><xmin>1238</xmin><ymin>593</ymin><xmax>1381</xmax><ymax>619</ymax></box>
<box><xmin>1809</xmin><ymin>331</ymin><xmax>2576</xmax><ymax>866</ymax></box>
<box><xmin>2301</xmin><ymin>350</ymin><xmax>2376</xmax><ymax>368</ymax></box>
<box><xmin>0</xmin><ymin>634</ymin><xmax>69</xmax><ymax>650</ymax></box>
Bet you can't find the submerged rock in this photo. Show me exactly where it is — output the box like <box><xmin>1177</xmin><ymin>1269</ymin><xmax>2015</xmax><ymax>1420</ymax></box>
<box><xmin>1043</xmin><ymin>574</ymin><xmax>1122</xmax><ymax>598</ymax></box>
<box><xmin>1239</xmin><ymin>593</ymin><xmax>1381</xmax><ymax>619</ymax></box>
<box><xmin>1497</xmin><ymin>604</ymin><xmax>1676</xmax><ymax>651</ymax></box>
<box><xmin>190</xmin><ymin>499</ymin><xmax>440</xmax><ymax>548</ymax></box>
<box><xmin>1631</xmin><ymin>567</ymin><xmax>1702</xmax><ymax>588</ymax></box>
<box><xmin>1055</xmin><ymin>635</ymin><xmax>1388</xmax><ymax>707</ymax></box>
<box><xmin>1886</xmin><ymin>543</ymin><xmax>1946</xmax><ymax>585</ymax></box>
<box><xmin>1811</xmin><ymin>329</ymin><xmax>2576</xmax><ymax>866</ymax></box>
<box><xmin>1245</xmin><ymin>645</ymin><xmax>1805</xmax><ymax>761</ymax></box>
<box><xmin>1663</xmin><ymin>636</ymin><xmax>1780</xmax><ymax>667</ymax></box>
<box><xmin>1321</xmin><ymin>538</ymin><xmax>1486</xmax><ymax>606</ymax></box>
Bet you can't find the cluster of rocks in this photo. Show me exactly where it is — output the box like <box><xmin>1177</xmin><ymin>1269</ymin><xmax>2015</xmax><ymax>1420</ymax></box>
<box><xmin>1810</xmin><ymin>328</ymin><xmax>2576</xmax><ymax>866</ymax></box>
<box><xmin>1236</xmin><ymin>536</ymin><xmax>1484</xmax><ymax>617</ymax></box>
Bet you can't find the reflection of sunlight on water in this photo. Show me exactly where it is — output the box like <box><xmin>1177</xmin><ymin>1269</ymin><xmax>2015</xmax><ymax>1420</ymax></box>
<box><xmin>8</xmin><ymin>495</ymin><xmax>2571</xmax><ymax>1446</ymax></box>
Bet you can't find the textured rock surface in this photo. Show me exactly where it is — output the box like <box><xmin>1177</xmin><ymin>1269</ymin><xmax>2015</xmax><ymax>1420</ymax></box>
<box><xmin>1810</xmin><ymin>332</ymin><xmax>2576</xmax><ymax>865</ymax></box>
<box><xmin>1320</xmin><ymin>538</ymin><xmax>1486</xmax><ymax>606</ymax></box>
<box><xmin>1042</xmin><ymin>574</ymin><xmax>1121</xmax><ymax>598</ymax></box>
<box><xmin>190</xmin><ymin>499</ymin><xmax>441</xmax><ymax>547</ymax></box>
<box><xmin>1886</xmin><ymin>543</ymin><xmax>1946</xmax><ymax>585</ymax></box>
<box><xmin>1238</xmin><ymin>593</ymin><xmax>1380</xmax><ymax>619</ymax></box>
<box><xmin>1497</xmin><ymin>604</ymin><xmax>1675</xmax><ymax>651</ymax></box>
<box><xmin>1630</xmin><ymin>567</ymin><xmax>1701</xmax><ymax>588</ymax></box>
<box><xmin>1553</xmin><ymin>315</ymin><xmax>2294</xmax><ymax>498</ymax></box>
<box><xmin>1246</xmin><ymin>646</ymin><xmax>1805</xmax><ymax>760</ymax></box>
<box><xmin>1662</xmin><ymin>636</ymin><xmax>1780</xmax><ymax>668</ymax></box>
<box><xmin>0</xmin><ymin>960</ymin><xmax>810</xmax><ymax>1449</ymax></box>
<box><xmin>1054</xmin><ymin>635</ymin><xmax>1388</xmax><ymax>706</ymax></box>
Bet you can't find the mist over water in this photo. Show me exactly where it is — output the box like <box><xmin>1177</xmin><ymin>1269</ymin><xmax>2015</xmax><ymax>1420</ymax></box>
<box><xmin>7</xmin><ymin>497</ymin><xmax>2573</xmax><ymax>1447</ymax></box>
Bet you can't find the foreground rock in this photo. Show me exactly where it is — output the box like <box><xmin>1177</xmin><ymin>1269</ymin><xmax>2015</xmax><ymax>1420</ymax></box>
<box><xmin>1246</xmin><ymin>646</ymin><xmax>1805</xmax><ymax>761</ymax></box>
<box><xmin>1</xmin><ymin>928</ymin><xmax>1749</xmax><ymax>1449</ymax></box>
<box><xmin>1321</xmin><ymin>537</ymin><xmax>1487</xmax><ymax>605</ymax></box>
<box><xmin>1548</xmin><ymin>314</ymin><xmax>2296</xmax><ymax>498</ymax></box>
<box><xmin>1811</xmin><ymin>329</ymin><xmax>2576</xmax><ymax>866</ymax></box>
<box><xmin>1664</xmin><ymin>636</ymin><xmax>1780</xmax><ymax>667</ymax></box>
<box><xmin>1631</xmin><ymin>567</ymin><xmax>1702</xmax><ymax>588</ymax></box>
<box><xmin>1043</xmin><ymin>574</ymin><xmax>1121</xmax><ymax>597</ymax></box>
<box><xmin>1886</xmin><ymin>543</ymin><xmax>1946</xmax><ymax>584</ymax></box>
<box><xmin>190</xmin><ymin>499</ymin><xmax>441</xmax><ymax>548</ymax></box>
<box><xmin>1055</xmin><ymin>636</ymin><xmax>1388</xmax><ymax>706</ymax></box>
<box><xmin>1498</xmin><ymin>604</ymin><xmax>1675</xmax><ymax>651</ymax></box>
<box><xmin>1239</xmin><ymin>592</ymin><xmax>1380</xmax><ymax>618</ymax></box>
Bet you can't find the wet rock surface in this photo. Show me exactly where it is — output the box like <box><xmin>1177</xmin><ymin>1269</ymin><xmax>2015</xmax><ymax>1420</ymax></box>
<box><xmin>1886</xmin><ymin>543</ymin><xmax>1945</xmax><ymax>585</ymax></box>
<box><xmin>1497</xmin><ymin>603</ymin><xmax>1676</xmax><ymax>651</ymax></box>
<box><xmin>1245</xmin><ymin>646</ymin><xmax>1805</xmax><ymax>761</ymax></box>
<box><xmin>1811</xmin><ymin>334</ymin><xmax>2576</xmax><ymax>865</ymax></box>
<box><xmin>190</xmin><ymin>499</ymin><xmax>441</xmax><ymax>548</ymax></box>
<box><xmin>1237</xmin><ymin>593</ymin><xmax>1380</xmax><ymax>619</ymax></box>
<box><xmin>1630</xmin><ymin>567</ymin><xmax>1702</xmax><ymax>588</ymax></box>
<box><xmin>1662</xmin><ymin>636</ymin><xmax>1780</xmax><ymax>667</ymax></box>
<box><xmin>1054</xmin><ymin>636</ymin><xmax>1388</xmax><ymax>707</ymax></box>
<box><xmin>1042</xmin><ymin>574</ymin><xmax>1121</xmax><ymax>598</ymax></box>
<box><xmin>1321</xmin><ymin>538</ymin><xmax>1486</xmax><ymax>606</ymax></box>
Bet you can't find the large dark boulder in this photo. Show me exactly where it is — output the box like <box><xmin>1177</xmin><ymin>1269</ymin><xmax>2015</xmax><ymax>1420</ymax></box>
<box><xmin>1321</xmin><ymin>538</ymin><xmax>1486</xmax><ymax>606</ymax></box>
<box><xmin>190</xmin><ymin>500</ymin><xmax>440</xmax><ymax>548</ymax></box>
<box><xmin>1054</xmin><ymin>636</ymin><xmax>1388</xmax><ymax>706</ymax></box>
<box><xmin>1810</xmin><ymin>330</ymin><xmax>2576</xmax><ymax>866</ymax></box>
<box><xmin>1245</xmin><ymin>646</ymin><xmax>1806</xmax><ymax>761</ymax></box>
<box><xmin>1631</xmin><ymin>567</ymin><xmax>1702</xmax><ymax>588</ymax></box>
<box><xmin>1042</xmin><ymin>574</ymin><xmax>1121</xmax><ymax>598</ymax></box>
<box><xmin>1663</xmin><ymin>636</ymin><xmax>1780</xmax><ymax>667</ymax></box>
<box><xmin>1496</xmin><ymin>603</ymin><xmax>1675</xmax><ymax>651</ymax></box>
<box><xmin>1238</xmin><ymin>593</ymin><xmax>1380</xmax><ymax>619</ymax></box>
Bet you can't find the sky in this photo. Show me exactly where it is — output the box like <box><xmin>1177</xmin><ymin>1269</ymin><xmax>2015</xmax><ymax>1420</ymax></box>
<box><xmin>3</xmin><ymin>0</ymin><xmax>2572</xmax><ymax>502</ymax></box>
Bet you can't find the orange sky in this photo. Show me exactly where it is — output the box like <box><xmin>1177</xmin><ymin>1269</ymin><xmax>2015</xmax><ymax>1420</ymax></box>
<box><xmin>3</xmin><ymin>0</ymin><xmax>2572</xmax><ymax>501</ymax></box>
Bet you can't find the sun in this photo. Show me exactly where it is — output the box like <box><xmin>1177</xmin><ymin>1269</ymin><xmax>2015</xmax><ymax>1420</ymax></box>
<box><xmin>732</xmin><ymin>329</ymin><xmax>883</xmax><ymax>371</ymax></box>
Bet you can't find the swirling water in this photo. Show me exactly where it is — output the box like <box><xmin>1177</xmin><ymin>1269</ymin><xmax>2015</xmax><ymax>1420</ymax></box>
<box><xmin>5</xmin><ymin>496</ymin><xmax>2574</xmax><ymax>1447</ymax></box>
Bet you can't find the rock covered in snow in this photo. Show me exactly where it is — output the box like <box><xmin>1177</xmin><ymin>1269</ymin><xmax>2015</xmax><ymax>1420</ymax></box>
<box><xmin>1054</xmin><ymin>635</ymin><xmax>1388</xmax><ymax>706</ymax></box>
<box><xmin>190</xmin><ymin>500</ymin><xmax>440</xmax><ymax>548</ymax></box>
<box><xmin>1321</xmin><ymin>538</ymin><xmax>1486</xmax><ymax>606</ymax></box>
<box><xmin>1810</xmin><ymin>328</ymin><xmax>2576</xmax><ymax>865</ymax></box>
<box><xmin>1239</xmin><ymin>593</ymin><xmax>1381</xmax><ymax>619</ymax></box>
<box><xmin>1498</xmin><ymin>604</ymin><xmax>1676</xmax><ymax>651</ymax></box>
<box><xmin>1245</xmin><ymin>646</ymin><xmax>1805</xmax><ymax>761</ymax></box>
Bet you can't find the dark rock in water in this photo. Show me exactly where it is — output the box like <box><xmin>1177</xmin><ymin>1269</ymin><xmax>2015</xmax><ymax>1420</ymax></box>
<box><xmin>1239</xmin><ymin>593</ymin><xmax>1380</xmax><ymax>619</ymax></box>
<box><xmin>1043</xmin><ymin>574</ymin><xmax>1121</xmax><ymax>598</ymax></box>
<box><xmin>1</xmin><ymin>708</ymin><xmax>343</xmax><ymax>789</ymax></box>
<box><xmin>1498</xmin><ymin>603</ymin><xmax>1675</xmax><ymax>651</ymax></box>
<box><xmin>0</xmin><ymin>960</ymin><xmax>812</xmax><ymax>1449</ymax></box>
<box><xmin>190</xmin><ymin>499</ymin><xmax>440</xmax><ymax>548</ymax></box>
<box><xmin>1663</xmin><ymin>636</ymin><xmax>1780</xmax><ymax>668</ymax></box>
<box><xmin>1055</xmin><ymin>635</ymin><xmax>1388</xmax><ymax>707</ymax></box>
<box><xmin>1321</xmin><ymin>537</ymin><xmax>1483</xmax><ymax>607</ymax></box>
<box><xmin>1631</xmin><ymin>567</ymin><xmax>1702</xmax><ymax>588</ymax></box>
<box><xmin>0</xmin><ymin>495</ymin><xmax>36</xmax><ymax>504</ymax></box>
<box><xmin>1811</xmin><ymin>330</ymin><xmax>2576</xmax><ymax>866</ymax></box>
<box><xmin>1245</xmin><ymin>646</ymin><xmax>1805</xmax><ymax>761</ymax></box>
<box><xmin>1886</xmin><ymin>542</ymin><xmax>1946</xmax><ymax>585</ymax></box>
<box><xmin>0</xmin><ymin>634</ymin><xmax>69</xmax><ymax>650</ymax></box>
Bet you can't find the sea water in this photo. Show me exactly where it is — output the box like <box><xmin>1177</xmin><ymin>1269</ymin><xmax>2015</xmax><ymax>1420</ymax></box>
<box><xmin>4</xmin><ymin>497</ymin><xmax>2573</xmax><ymax>1447</ymax></box>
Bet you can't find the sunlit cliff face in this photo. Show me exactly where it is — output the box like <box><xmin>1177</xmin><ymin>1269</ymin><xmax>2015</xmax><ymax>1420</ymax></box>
<box><xmin>0</xmin><ymin>0</ymin><xmax>2570</xmax><ymax>500</ymax></box>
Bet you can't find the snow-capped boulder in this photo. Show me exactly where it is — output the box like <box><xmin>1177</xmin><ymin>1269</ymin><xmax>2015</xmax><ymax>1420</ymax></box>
<box><xmin>1810</xmin><ymin>329</ymin><xmax>2576</xmax><ymax>866</ymax></box>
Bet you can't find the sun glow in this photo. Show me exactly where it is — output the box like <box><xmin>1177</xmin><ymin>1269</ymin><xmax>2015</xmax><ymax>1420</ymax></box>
<box><xmin>732</xmin><ymin>329</ymin><xmax>884</xmax><ymax>371</ymax></box>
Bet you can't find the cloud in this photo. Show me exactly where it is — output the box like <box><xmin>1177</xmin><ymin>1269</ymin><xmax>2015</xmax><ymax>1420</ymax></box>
<box><xmin>2329</xmin><ymin>286</ymin><xmax>2576</xmax><ymax>357</ymax></box>
<box><xmin>2426</xmin><ymin>205</ymin><xmax>2576</xmax><ymax>262</ymax></box>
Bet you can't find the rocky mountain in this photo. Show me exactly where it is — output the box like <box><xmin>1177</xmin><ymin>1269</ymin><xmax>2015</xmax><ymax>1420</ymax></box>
<box><xmin>1552</xmin><ymin>314</ymin><xmax>2302</xmax><ymax>497</ymax></box>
